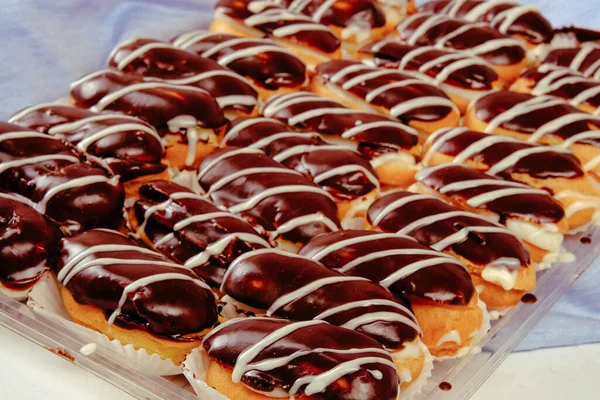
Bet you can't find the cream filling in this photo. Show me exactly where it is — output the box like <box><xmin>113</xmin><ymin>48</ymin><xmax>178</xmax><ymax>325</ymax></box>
<box><xmin>505</xmin><ymin>218</ymin><xmax>563</xmax><ymax>253</ymax></box>
<box><xmin>481</xmin><ymin>258</ymin><xmax>521</xmax><ymax>291</ymax></box>
<box><xmin>341</xmin><ymin>196</ymin><xmax>377</xmax><ymax>230</ymax></box>
<box><xmin>371</xmin><ymin>151</ymin><xmax>417</xmax><ymax>169</ymax></box>
<box><xmin>390</xmin><ymin>339</ymin><xmax>433</xmax><ymax>400</ymax></box>
<box><xmin>436</xmin><ymin>330</ymin><xmax>462</xmax><ymax>347</ymax></box>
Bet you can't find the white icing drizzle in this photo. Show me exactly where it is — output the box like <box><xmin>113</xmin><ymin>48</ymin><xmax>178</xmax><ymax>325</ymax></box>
<box><xmin>8</xmin><ymin>102</ymin><xmax>67</xmax><ymax>123</ymax></box>
<box><xmin>0</xmin><ymin>154</ymin><xmax>80</xmax><ymax>174</ymax></box>
<box><xmin>430</xmin><ymin>225</ymin><xmax>513</xmax><ymax>252</ymax></box>
<box><xmin>272</xmin><ymin>213</ymin><xmax>340</xmax><ymax>237</ymax></box>
<box><xmin>272</xmin><ymin>144</ymin><xmax>358</xmax><ymax>163</ymax></box>
<box><xmin>371</xmin><ymin>194</ymin><xmax>440</xmax><ymax>225</ymax></box>
<box><xmin>312</xmin><ymin>165</ymin><xmax>380</xmax><ymax>188</ymax></box>
<box><xmin>197</xmin><ymin>148</ymin><xmax>264</xmax><ymax>181</ymax></box>
<box><xmin>341</xmin><ymin>120</ymin><xmax>418</xmax><ymax>139</ymax></box>
<box><xmin>528</xmin><ymin>112</ymin><xmax>600</xmax><ymax>143</ymax></box>
<box><xmin>483</xmin><ymin>96</ymin><xmax>564</xmax><ymax>134</ymax></box>
<box><xmin>467</xmin><ymin>187</ymin><xmax>549</xmax><ymax>207</ymax></box>
<box><xmin>288</xmin><ymin>108</ymin><xmax>359</xmax><ymax>126</ymax></box>
<box><xmin>311</xmin><ymin>0</ymin><xmax>337</xmax><ymax>23</ymax></box>
<box><xmin>463</xmin><ymin>0</ymin><xmax>517</xmax><ymax>21</ymax></box>
<box><xmin>114</xmin><ymin>42</ymin><xmax>179</xmax><ymax>70</ymax></box>
<box><xmin>0</xmin><ymin>131</ymin><xmax>56</xmax><ymax>142</ymax></box>
<box><xmin>307</xmin><ymin>233</ymin><xmax>418</xmax><ymax>261</ymax></box>
<box><xmin>173</xmin><ymin>30</ymin><xmax>220</xmax><ymax>48</ymax></box>
<box><xmin>378</xmin><ymin>256</ymin><xmax>465</xmax><ymax>287</ymax></box>
<box><xmin>491</xmin><ymin>6</ymin><xmax>540</xmax><ymax>34</ymax></box>
<box><xmin>208</xmin><ymin>167</ymin><xmax>300</xmax><ymax>193</ymax></box>
<box><xmin>36</xmin><ymin>175</ymin><xmax>119</xmax><ymax>214</ymax></box>
<box><xmin>218</xmin><ymin>44</ymin><xmax>295</xmax><ymax>66</ymax></box>
<box><xmin>559</xmin><ymin>129</ymin><xmax>600</xmax><ymax>148</ymax></box>
<box><xmin>421</xmin><ymin>127</ymin><xmax>469</xmax><ymax>165</ymax></box>
<box><xmin>390</xmin><ymin>96</ymin><xmax>457</xmax><ymax>118</ymax></box>
<box><xmin>227</xmin><ymin>185</ymin><xmax>335</xmax><ymax>213</ymax></box>
<box><xmin>183</xmin><ymin>232</ymin><xmax>269</xmax><ymax>268</ymax></box>
<box><xmin>454</xmin><ymin>135</ymin><xmax>521</xmax><ymax>164</ymax></box>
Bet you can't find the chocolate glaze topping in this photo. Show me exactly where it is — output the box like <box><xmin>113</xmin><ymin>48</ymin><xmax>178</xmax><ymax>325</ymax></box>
<box><xmin>203</xmin><ymin>317</ymin><xmax>400</xmax><ymax>400</ymax></box>
<box><xmin>367</xmin><ymin>190</ymin><xmax>530</xmax><ymax>268</ymax></box>
<box><xmin>9</xmin><ymin>104</ymin><xmax>166</xmax><ymax>181</ymax></box>
<box><xmin>553</xmin><ymin>26</ymin><xmax>600</xmax><ymax>44</ymax></box>
<box><xmin>262</xmin><ymin>92</ymin><xmax>419</xmax><ymax>162</ymax></box>
<box><xmin>54</xmin><ymin>229</ymin><xmax>218</xmax><ymax>337</ymax></box>
<box><xmin>517</xmin><ymin>65</ymin><xmax>600</xmax><ymax>110</ymax></box>
<box><xmin>133</xmin><ymin>180</ymin><xmax>269</xmax><ymax>287</ymax></box>
<box><xmin>222</xmin><ymin>249</ymin><xmax>420</xmax><ymax>349</ymax></box>
<box><xmin>0</xmin><ymin>122</ymin><xmax>125</xmax><ymax>234</ymax></box>
<box><xmin>359</xmin><ymin>41</ymin><xmax>498</xmax><ymax>90</ymax></box>
<box><xmin>420</xmin><ymin>0</ymin><xmax>553</xmax><ymax>44</ymax></box>
<box><xmin>198</xmin><ymin>147</ymin><xmax>341</xmax><ymax>244</ymax></box>
<box><xmin>70</xmin><ymin>69</ymin><xmax>226</xmax><ymax>132</ymax></box>
<box><xmin>214</xmin><ymin>0</ymin><xmax>341</xmax><ymax>54</ymax></box>
<box><xmin>472</xmin><ymin>91</ymin><xmax>600</xmax><ymax>147</ymax></box>
<box><xmin>415</xmin><ymin>164</ymin><xmax>565</xmax><ymax>224</ymax></box>
<box><xmin>299</xmin><ymin>230</ymin><xmax>474</xmax><ymax>305</ymax></box>
<box><xmin>422</xmin><ymin>127</ymin><xmax>584</xmax><ymax>181</ymax></box>
<box><xmin>276</xmin><ymin>0</ymin><xmax>386</xmax><ymax>28</ymax></box>
<box><xmin>225</xmin><ymin>117</ymin><xmax>378</xmax><ymax>199</ymax></box>
<box><xmin>108</xmin><ymin>38</ymin><xmax>258</xmax><ymax>112</ymax></box>
<box><xmin>397</xmin><ymin>13</ymin><xmax>527</xmax><ymax>66</ymax></box>
<box><xmin>315</xmin><ymin>60</ymin><xmax>457</xmax><ymax>123</ymax></box>
<box><xmin>0</xmin><ymin>194</ymin><xmax>61</xmax><ymax>290</ymax></box>
<box><xmin>542</xmin><ymin>44</ymin><xmax>600</xmax><ymax>80</ymax></box>
<box><xmin>172</xmin><ymin>31</ymin><xmax>307</xmax><ymax>90</ymax></box>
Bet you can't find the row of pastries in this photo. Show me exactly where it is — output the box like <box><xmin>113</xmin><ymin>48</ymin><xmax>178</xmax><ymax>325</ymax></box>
<box><xmin>1</xmin><ymin>0</ymin><xmax>600</xmax><ymax>399</ymax></box>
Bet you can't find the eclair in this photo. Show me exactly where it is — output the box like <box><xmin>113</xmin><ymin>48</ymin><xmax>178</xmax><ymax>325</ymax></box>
<box><xmin>366</xmin><ymin>190</ymin><xmax>536</xmax><ymax>310</ymax></box>
<box><xmin>396</xmin><ymin>12</ymin><xmax>528</xmax><ymax>83</ymax></box>
<box><xmin>464</xmin><ymin>91</ymin><xmax>600</xmax><ymax>181</ymax></box>
<box><xmin>129</xmin><ymin>180</ymin><xmax>270</xmax><ymax>287</ymax></box>
<box><xmin>357</xmin><ymin>40</ymin><xmax>501</xmax><ymax>112</ymax></box>
<box><xmin>311</xmin><ymin>60</ymin><xmax>460</xmax><ymax>134</ymax></box>
<box><xmin>54</xmin><ymin>228</ymin><xmax>218</xmax><ymax>364</ymax></box>
<box><xmin>70</xmin><ymin>69</ymin><xmax>228</xmax><ymax>170</ymax></box>
<box><xmin>223</xmin><ymin>116</ymin><xmax>380</xmax><ymax>225</ymax></box>
<box><xmin>421</xmin><ymin>127</ymin><xmax>600</xmax><ymax>232</ymax></box>
<box><xmin>541</xmin><ymin>43</ymin><xmax>600</xmax><ymax>80</ymax></box>
<box><xmin>419</xmin><ymin>0</ymin><xmax>553</xmax><ymax>50</ymax></box>
<box><xmin>107</xmin><ymin>37</ymin><xmax>258</xmax><ymax>117</ymax></box>
<box><xmin>261</xmin><ymin>91</ymin><xmax>421</xmax><ymax>187</ymax></box>
<box><xmin>172</xmin><ymin>30</ymin><xmax>308</xmax><ymax>99</ymax></box>
<box><xmin>201</xmin><ymin>317</ymin><xmax>402</xmax><ymax>400</ymax></box>
<box><xmin>299</xmin><ymin>230</ymin><xmax>489</xmax><ymax>358</ymax></box>
<box><xmin>511</xmin><ymin>65</ymin><xmax>600</xmax><ymax>114</ymax></box>
<box><xmin>248</xmin><ymin>0</ymin><xmax>405</xmax><ymax>50</ymax></box>
<box><xmin>8</xmin><ymin>104</ymin><xmax>168</xmax><ymax>200</ymax></box>
<box><xmin>0</xmin><ymin>122</ymin><xmax>124</xmax><ymax>234</ymax></box>
<box><xmin>219</xmin><ymin>248</ymin><xmax>432</xmax><ymax>396</ymax></box>
<box><xmin>211</xmin><ymin>0</ymin><xmax>341</xmax><ymax>68</ymax></box>
<box><xmin>0</xmin><ymin>194</ymin><xmax>62</xmax><ymax>300</ymax></box>
<box><xmin>197</xmin><ymin>147</ymin><xmax>341</xmax><ymax>251</ymax></box>
<box><xmin>412</xmin><ymin>164</ymin><xmax>569</xmax><ymax>267</ymax></box>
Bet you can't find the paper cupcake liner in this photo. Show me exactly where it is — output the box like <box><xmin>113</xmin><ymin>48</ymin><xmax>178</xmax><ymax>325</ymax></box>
<box><xmin>182</xmin><ymin>347</ymin><xmax>229</xmax><ymax>400</ymax></box>
<box><xmin>27</xmin><ymin>273</ymin><xmax>181</xmax><ymax>376</ymax></box>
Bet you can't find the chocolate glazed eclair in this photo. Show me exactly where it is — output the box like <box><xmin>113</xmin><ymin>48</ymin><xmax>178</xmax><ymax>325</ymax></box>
<box><xmin>219</xmin><ymin>249</ymin><xmax>432</xmax><ymax>397</ymax></box>
<box><xmin>9</xmin><ymin>104</ymin><xmax>168</xmax><ymax>201</ymax></box>
<box><xmin>197</xmin><ymin>147</ymin><xmax>341</xmax><ymax>251</ymax></box>
<box><xmin>223</xmin><ymin>117</ymin><xmax>380</xmax><ymax>226</ymax></box>
<box><xmin>299</xmin><ymin>230</ymin><xmax>489</xmax><ymax>358</ymax></box>
<box><xmin>129</xmin><ymin>180</ymin><xmax>269</xmax><ymax>287</ymax></box>
<box><xmin>54</xmin><ymin>229</ymin><xmax>218</xmax><ymax>364</ymax></box>
<box><xmin>366</xmin><ymin>190</ymin><xmax>535</xmax><ymax>310</ymax></box>
<box><xmin>70</xmin><ymin>69</ymin><xmax>228</xmax><ymax>171</ymax></box>
<box><xmin>0</xmin><ymin>194</ymin><xmax>62</xmax><ymax>300</ymax></box>
<box><xmin>0</xmin><ymin>122</ymin><xmax>124</xmax><ymax>234</ymax></box>
<box><xmin>107</xmin><ymin>37</ymin><xmax>258</xmax><ymax>118</ymax></box>
<box><xmin>421</xmin><ymin>127</ymin><xmax>600</xmax><ymax>232</ymax></box>
<box><xmin>261</xmin><ymin>91</ymin><xmax>421</xmax><ymax>188</ymax></box>
<box><xmin>200</xmin><ymin>317</ymin><xmax>402</xmax><ymax>400</ymax></box>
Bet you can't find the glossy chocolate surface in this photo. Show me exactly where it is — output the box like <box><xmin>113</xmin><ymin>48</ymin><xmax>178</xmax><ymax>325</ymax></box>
<box><xmin>0</xmin><ymin>122</ymin><xmax>125</xmax><ymax>233</ymax></box>
<box><xmin>553</xmin><ymin>26</ymin><xmax>600</xmax><ymax>44</ymax></box>
<box><xmin>425</xmin><ymin>128</ymin><xmax>584</xmax><ymax>181</ymax></box>
<box><xmin>397</xmin><ymin>13</ymin><xmax>526</xmax><ymax>66</ymax></box>
<box><xmin>278</xmin><ymin>0</ymin><xmax>386</xmax><ymax>28</ymax></box>
<box><xmin>133</xmin><ymin>180</ymin><xmax>268</xmax><ymax>287</ymax></box>
<box><xmin>10</xmin><ymin>104</ymin><xmax>166</xmax><ymax>181</ymax></box>
<box><xmin>226</xmin><ymin>117</ymin><xmax>378</xmax><ymax>199</ymax></box>
<box><xmin>108</xmin><ymin>38</ymin><xmax>257</xmax><ymax>112</ymax></box>
<box><xmin>173</xmin><ymin>31</ymin><xmax>306</xmax><ymax>90</ymax></box>
<box><xmin>70</xmin><ymin>69</ymin><xmax>227</xmax><ymax>132</ymax></box>
<box><xmin>198</xmin><ymin>147</ymin><xmax>341</xmax><ymax>244</ymax></box>
<box><xmin>215</xmin><ymin>0</ymin><xmax>340</xmax><ymax>53</ymax></box>
<box><xmin>420</xmin><ymin>0</ymin><xmax>553</xmax><ymax>44</ymax></box>
<box><xmin>519</xmin><ymin>66</ymin><xmax>600</xmax><ymax>109</ymax></box>
<box><xmin>316</xmin><ymin>60</ymin><xmax>454</xmax><ymax>123</ymax></box>
<box><xmin>367</xmin><ymin>190</ymin><xmax>530</xmax><ymax>268</ymax></box>
<box><xmin>223</xmin><ymin>250</ymin><xmax>419</xmax><ymax>348</ymax></box>
<box><xmin>542</xmin><ymin>45</ymin><xmax>600</xmax><ymax>79</ymax></box>
<box><xmin>55</xmin><ymin>229</ymin><xmax>218</xmax><ymax>337</ymax></box>
<box><xmin>262</xmin><ymin>92</ymin><xmax>419</xmax><ymax>158</ymax></box>
<box><xmin>359</xmin><ymin>41</ymin><xmax>498</xmax><ymax>90</ymax></box>
<box><xmin>473</xmin><ymin>91</ymin><xmax>600</xmax><ymax>146</ymax></box>
<box><xmin>203</xmin><ymin>318</ymin><xmax>399</xmax><ymax>400</ymax></box>
<box><xmin>0</xmin><ymin>195</ymin><xmax>61</xmax><ymax>288</ymax></box>
<box><xmin>417</xmin><ymin>164</ymin><xmax>565</xmax><ymax>223</ymax></box>
<box><xmin>299</xmin><ymin>230</ymin><xmax>475</xmax><ymax>305</ymax></box>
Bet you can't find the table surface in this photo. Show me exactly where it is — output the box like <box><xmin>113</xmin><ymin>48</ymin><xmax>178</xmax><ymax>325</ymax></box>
<box><xmin>1</xmin><ymin>325</ymin><xmax>598</xmax><ymax>400</ymax></box>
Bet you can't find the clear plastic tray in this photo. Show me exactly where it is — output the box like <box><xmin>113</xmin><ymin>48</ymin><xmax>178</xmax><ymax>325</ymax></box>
<box><xmin>1</xmin><ymin>227</ymin><xmax>598</xmax><ymax>400</ymax></box>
